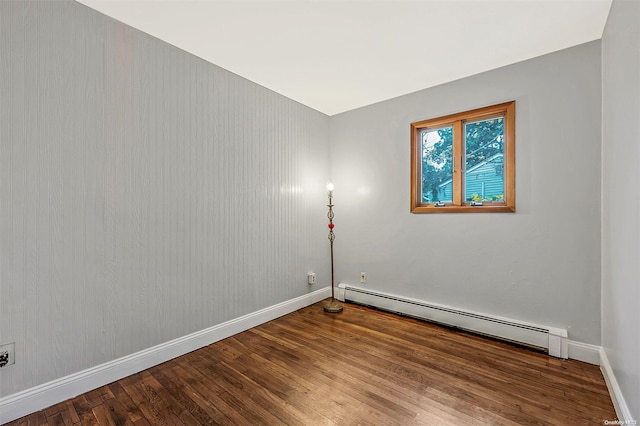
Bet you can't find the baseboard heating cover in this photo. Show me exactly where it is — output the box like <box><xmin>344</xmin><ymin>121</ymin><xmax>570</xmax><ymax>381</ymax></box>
<box><xmin>337</xmin><ymin>284</ymin><xmax>568</xmax><ymax>359</ymax></box>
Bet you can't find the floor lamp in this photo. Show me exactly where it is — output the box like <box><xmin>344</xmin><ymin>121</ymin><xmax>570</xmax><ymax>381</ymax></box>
<box><xmin>324</xmin><ymin>180</ymin><xmax>343</xmax><ymax>313</ymax></box>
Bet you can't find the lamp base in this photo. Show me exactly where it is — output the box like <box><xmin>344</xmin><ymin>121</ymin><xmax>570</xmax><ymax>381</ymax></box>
<box><xmin>323</xmin><ymin>298</ymin><xmax>343</xmax><ymax>313</ymax></box>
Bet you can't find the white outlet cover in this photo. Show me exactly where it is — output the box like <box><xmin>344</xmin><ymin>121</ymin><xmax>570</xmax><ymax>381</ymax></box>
<box><xmin>0</xmin><ymin>342</ymin><xmax>15</xmax><ymax>367</ymax></box>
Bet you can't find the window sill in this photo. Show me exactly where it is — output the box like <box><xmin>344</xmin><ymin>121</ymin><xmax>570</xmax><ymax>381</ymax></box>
<box><xmin>411</xmin><ymin>204</ymin><xmax>515</xmax><ymax>213</ymax></box>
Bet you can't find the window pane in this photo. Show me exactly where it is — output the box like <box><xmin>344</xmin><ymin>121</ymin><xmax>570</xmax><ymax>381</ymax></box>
<box><xmin>420</xmin><ymin>126</ymin><xmax>453</xmax><ymax>203</ymax></box>
<box><xmin>464</xmin><ymin>117</ymin><xmax>504</xmax><ymax>203</ymax></box>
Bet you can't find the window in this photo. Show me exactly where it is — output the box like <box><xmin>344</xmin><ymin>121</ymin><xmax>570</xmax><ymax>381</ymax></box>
<box><xmin>410</xmin><ymin>101</ymin><xmax>515</xmax><ymax>213</ymax></box>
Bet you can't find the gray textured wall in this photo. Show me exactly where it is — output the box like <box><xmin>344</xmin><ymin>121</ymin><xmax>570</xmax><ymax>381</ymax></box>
<box><xmin>330</xmin><ymin>41</ymin><xmax>602</xmax><ymax>345</ymax></box>
<box><xmin>0</xmin><ymin>0</ymin><xmax>329</xmax><ymax>397</ymax></box>
<box><xmin>602</xmin><ymin>0</ymin><xmax>640</xmax><ymax>419</ymax></box>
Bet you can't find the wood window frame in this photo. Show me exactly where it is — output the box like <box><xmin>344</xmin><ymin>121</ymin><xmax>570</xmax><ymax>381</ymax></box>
<box><xmin>410</xmin><ymin>101</ymin><xmax>516</xmax><ymax>213</ymax></box>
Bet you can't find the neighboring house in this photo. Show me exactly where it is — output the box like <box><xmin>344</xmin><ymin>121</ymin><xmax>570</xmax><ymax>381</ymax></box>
<box><xmin>437</xmin><ymin>153</ymin><xmax>504</xmax><ymax>201</ymax></box>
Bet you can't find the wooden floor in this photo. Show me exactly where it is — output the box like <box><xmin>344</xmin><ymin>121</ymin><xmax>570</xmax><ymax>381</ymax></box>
<box><xmin>7</xmin><ymin>301</ymin><xmax>616</xmax><ymax>425</ymax></box>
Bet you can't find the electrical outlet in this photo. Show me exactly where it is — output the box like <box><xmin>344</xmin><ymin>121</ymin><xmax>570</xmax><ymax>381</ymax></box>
<box><xmin>360</xmin><ymin>272</ymin><xmax>366</xmax><ymax>283</ymax></box>
<box><xmin>307</xmin><ymin>272</ymin><xmax>316</xmax><ymax>285</ymax></box>
<box><xmin>0</xmin><ymin>342</ymin><xmax>15</xmax><ymax>368</ymax></box>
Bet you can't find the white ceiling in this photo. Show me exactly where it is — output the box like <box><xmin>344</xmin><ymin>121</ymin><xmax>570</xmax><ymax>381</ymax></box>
<box><xmin>75</xmin><ymin>0</ymin><xmax>612</xmax><ymax>116</ymax></box>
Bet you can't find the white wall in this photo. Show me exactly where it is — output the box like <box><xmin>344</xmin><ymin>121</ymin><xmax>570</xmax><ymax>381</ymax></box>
<box><xmin>330</xmin><ymin>41</ymin><xmax>602</xmax><ymax>345</ymax></box>
<box><xmin>0</xmin><ymin>0</ymin><xmax>329</xmax><ymax>397</ymax></box>
<box><xmin>602</xmin><ymin>0</ymin><xmax>640</xmax><ymax>419</ymax></box>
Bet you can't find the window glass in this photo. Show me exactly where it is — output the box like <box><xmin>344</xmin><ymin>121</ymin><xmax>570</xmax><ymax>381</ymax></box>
<box><xmin>464</xmin><ymin>117</ymin><xmax>504</xmax><ymax>203</ymax></box>
<box><xmin>420</xmin><ymin>126</ymin><xmax>453</xmax><ymax>203</ymax></box>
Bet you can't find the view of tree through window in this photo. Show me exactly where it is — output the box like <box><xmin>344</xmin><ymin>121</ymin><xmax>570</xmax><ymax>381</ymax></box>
<box><xmin>420</xmin><ymin>126</ymin><xmax>453</xmax><ymax>203</ymax></box>
<box><xmin>464</xmin><ymin>118</ymin><xmax>504</xmax><ymax>202</ymax></box>
<box><xmin>411</xmin><ymin>101</ymin><xmax>515</xmax><ymax>213</ymax></box>
<box><xmin>420</xmin><ymin>118</ymin><xmax>504</xmax><ymax>203</ymax></box>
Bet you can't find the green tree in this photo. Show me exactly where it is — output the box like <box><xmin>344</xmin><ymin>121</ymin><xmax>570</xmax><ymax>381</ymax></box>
<box><xmin>421</xmin><ymin>126</ymin><xmax>452</xmax><ymax>202</ymax></box>
<box><xmin>465</xmin><ymin>118</ymin><xmax>504</xmax><ymax>169</ymax></box>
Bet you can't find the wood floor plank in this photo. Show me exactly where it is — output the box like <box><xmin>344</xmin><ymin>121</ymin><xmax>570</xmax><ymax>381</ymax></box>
<box><xmin>242</xmin><ymin>328</ymin><xmax>420</xmax><ymax>424</ymax></box>
<box><xmin>187</xmin><ymin>355</ymin><xmax>295</xmax><ymax>425</ymax></box>
<box><xmin>83</xmin><ymin>387</ymin><xmax>114</xmax><ymax>409</ymax></box>
<box><xmin>211</xmin><ymin>360</ymin><xmax>311</xmax><ymax>425</ymax></box>
<box><xmin>70</xmin><ymin>396</ymin><xmax>99</xmax><ymax>426</ymax></box>
<box><xmin>233</xmin><ymin>350</ymin><xmax>344</xmax><ymax>425</ymax></box>
<box><xmin>170</xmin><ymin>361</ymin><xmax>259</xmax><ymax>425</ymax></box>
<box><xmin>164</xmin><ymin>363</ymin><xmax>237</xmax><ymax>425</ymax></box>
<box><xmin>106</xmin><ymin>381</ymin><xmax>149</xmax><ymax>425</ymax></box>
<box><xmin>91</xmin><ymin>399</ymin><xmax>133</xmax><ymax>426</ymax></box>
<box><xmin>148</xmin><ymin>366</ymin><xmax>224</xmax><ymax>425</ymax></box>
<box><xmin>231</xmin><ymin>333</ymin><xmax>379</xmax><ymax>424</ymax></box>
<box><xmin>250</xmin><ymin>323</ymin><xmax>487</xmax><ymax>425</ymax></box>
<box><xmin>118</xmin><ymin>374</ymin><xmax>174</xmax><ymax>426</ymax></box>
<box><xmin>250</xmin><ymin>323</ymin><xmax>504</xmax><ymax>425</ymax></box>
<box><xmin>286</xmin><ymin>305</ymin><xmax>612</xmax><ymax>423</ymax></box>
<box><xmin>5</xmin><ymin>301</ymin><xmax>617</xmax><ymax>425</ymax></box>
<box><xmin>43</xmin><ymin>400</ymin><xmax>80</xmax><ymax>425</ymax></box>
<box><xmin>265</xmin><ymin>314</ymin><xmax>532</xmax><ymax>424</ymax></box>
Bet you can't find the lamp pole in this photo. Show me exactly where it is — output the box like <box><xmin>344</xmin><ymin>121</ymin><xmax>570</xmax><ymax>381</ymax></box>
<box><xmin>324</xmin><ymin>180</ymin><xmax>343</xmax><ymax>313</ymax></box>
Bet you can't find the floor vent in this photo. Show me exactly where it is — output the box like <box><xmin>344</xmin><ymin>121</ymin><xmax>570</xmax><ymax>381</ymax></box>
<box><xmin>337</xmin><ymin>284</ymin><xmax>568</xmax><ymax>358</ymax></box>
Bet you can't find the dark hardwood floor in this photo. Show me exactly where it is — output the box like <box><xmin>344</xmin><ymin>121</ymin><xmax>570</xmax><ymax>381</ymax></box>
<box><xmin>6</xmin><ymin>301</ymin><xmax>616</xmax><ymax>425</ymax></box>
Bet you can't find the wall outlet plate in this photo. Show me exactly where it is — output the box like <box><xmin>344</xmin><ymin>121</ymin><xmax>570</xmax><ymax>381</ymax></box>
<box><xmin>0</xmin><ymin>342</ymin><xmax>15</xmax><ymax>368</ymax></box>
<box><xmin>307</xmin><ymin>272</ymin><xmax>316</xmax><ymax>285</ymax></box>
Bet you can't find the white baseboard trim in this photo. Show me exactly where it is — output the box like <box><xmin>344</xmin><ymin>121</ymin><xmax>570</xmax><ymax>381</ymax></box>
<box><xmin>567</xmin><ymin>340</ymin><xmax>601</xmax><ymax>365</ymax></box>
<box><xmin>600</xmin><ymin>347</ymin><xmax>634</xmax><ymax>422</ymax></box>
<box><xmin>0</xmin><ymin>287</ymin><xmax>330</xmax><ymax>425</ymax></box>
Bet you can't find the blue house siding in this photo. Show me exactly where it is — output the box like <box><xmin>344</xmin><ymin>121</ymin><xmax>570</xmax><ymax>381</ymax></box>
<box><xmin>437</xmin><ymin>154</ymin><xmax>504</xmax><ymax>202</ymax></box>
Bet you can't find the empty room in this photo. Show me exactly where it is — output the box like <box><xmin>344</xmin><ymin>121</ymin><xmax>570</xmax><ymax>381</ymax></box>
<box><xmin>1</xmin><ymin>0</ymin><xmax>638</xmax><ymax>424</ymax></box>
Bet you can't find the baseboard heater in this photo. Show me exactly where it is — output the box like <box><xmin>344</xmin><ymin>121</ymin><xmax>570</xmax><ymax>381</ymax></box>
<box><xmin>337</xmin><ymin>284</ymin><xmax>568</xmax><ymax>359</ymax></box>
